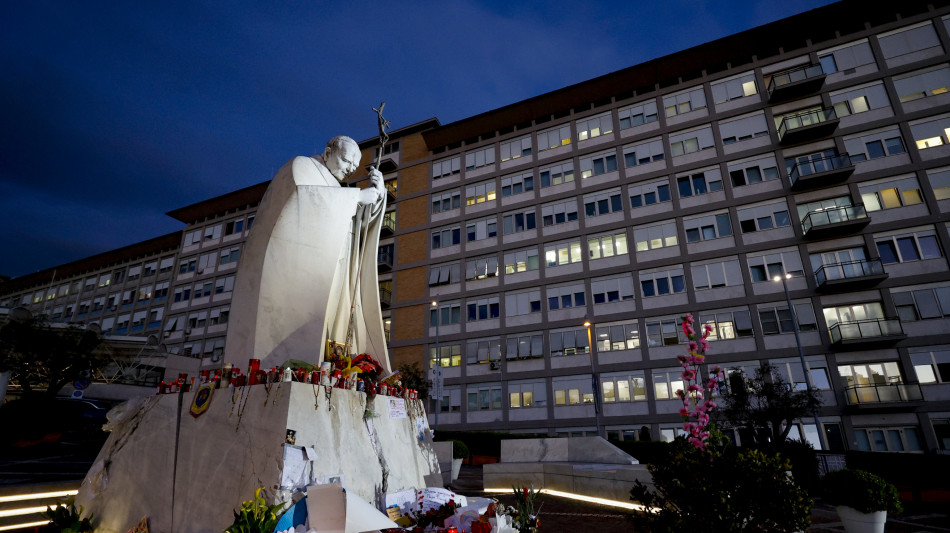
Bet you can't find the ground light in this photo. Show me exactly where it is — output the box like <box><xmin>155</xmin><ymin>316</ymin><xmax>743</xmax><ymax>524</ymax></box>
<box><xmin>483</xmin><ymin>487</ymin><xmax>649</xmax><ymax>511</ymax></box>
<box><xmin>0</xmin><ymin>489</ymin><xmax>77</xmax><ymax>531</ymax></box>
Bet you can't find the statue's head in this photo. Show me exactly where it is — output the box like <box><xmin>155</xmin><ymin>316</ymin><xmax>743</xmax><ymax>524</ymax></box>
<box><xmin>323</xmin><ymin>136</ymin><xmax>361</xmax><ymax>182</ymax></box>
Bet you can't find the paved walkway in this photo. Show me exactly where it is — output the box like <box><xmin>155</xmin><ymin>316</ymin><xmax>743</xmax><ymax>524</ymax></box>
<box><xmin>450</xmin><ymin>465</ymin><xmax>950</xmax><ymax>532</ymax></box>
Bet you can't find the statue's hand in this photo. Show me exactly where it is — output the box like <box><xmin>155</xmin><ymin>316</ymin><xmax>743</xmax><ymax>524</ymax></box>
<box><xmin>358</xmin><ymin>167</ymin><xmax>385</xmax><ymax>206</ymax></box>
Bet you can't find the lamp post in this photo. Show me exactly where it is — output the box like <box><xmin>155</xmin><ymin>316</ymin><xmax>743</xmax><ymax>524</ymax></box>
<box><xmin>774</xmin><ymin>274</ymin><xmax>827</xmax><ymax>450</ymax></box>
<box><xmin>583</xmin><ymin>319</ymin><xmax>606</xmax><ymax>439</ymax></box>
<box><xmin>431</xmin><ymin>300</ymin><xmax>442</xmax><ymax>430</ymax></box>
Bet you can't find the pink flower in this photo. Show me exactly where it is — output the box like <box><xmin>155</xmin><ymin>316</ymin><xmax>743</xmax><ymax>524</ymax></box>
<box><xmin>687</xmin><ymin>384</ymin><xmax>702</xmax><ymax>393</ymax></box>
<box><xmin>699</xmin><ymin>339</ymin><xmax>710</xmax><ymax>352</ymax></box>
<box><xmin>679</xmin><ymin>407</ymin><xmax>689</xmax><ymax>417</ymax></box>
<box><xmin>681</xmin><ymin>369</ymin><xmax>697</xmax><ymax>381</ymax></box>
<box><xmin>688</xmin><ymin>341</ymin><xmax>698</xmax><ymax>353</ymax></box>
<box><xmin>677</xmin><ymin>355</ymin><xmax>688</xmax><ymax>364</ymax></box>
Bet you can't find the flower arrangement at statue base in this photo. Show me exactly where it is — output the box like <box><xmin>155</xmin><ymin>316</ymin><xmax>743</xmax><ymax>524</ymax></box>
<box><xmin>493</xmin><ymin>485</ymin><xmax>540</xmax><ymax>533</ymax></box>
<box><xmin>629</xmin><ymin>314</ymin><xmax>813</xmax><ymax>533</ymax></box>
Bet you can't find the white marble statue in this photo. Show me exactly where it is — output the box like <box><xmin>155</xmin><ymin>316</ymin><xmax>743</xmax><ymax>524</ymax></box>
<box><xmin>224</xmin><ymin>136</ymin><xmax>390</xmax><ymax>373</ymax></box>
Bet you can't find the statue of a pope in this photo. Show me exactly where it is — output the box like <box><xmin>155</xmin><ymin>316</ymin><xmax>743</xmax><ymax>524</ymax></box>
<box><xmin>223</xmin><ymin>136</ymin><xmax>390</xmax><ymax>373</ymax></box>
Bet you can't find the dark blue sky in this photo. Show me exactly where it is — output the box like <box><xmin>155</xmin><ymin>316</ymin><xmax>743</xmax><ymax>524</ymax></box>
<box><xmin>1</xmin><ymin>0</ymin><xmax>835</xmax><ymax>278</ymax></box>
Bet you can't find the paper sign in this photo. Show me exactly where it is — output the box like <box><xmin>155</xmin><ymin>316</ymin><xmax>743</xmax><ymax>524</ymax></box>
<box><xmin>386</xmin><ymin>506</ymin><xmax>402</xmax><ymax>520</ymax></box>
<box><xmin>280</xmin><ymin>444</ymin><xmax>311</xmax><ymax>490</ymax></box>
<box><xmin>455</xmin><ymin>504</ymin><xmax>481</xmax><ymax>533</ymax></box>
<box><xmin>388</xmin><ymin>398</ymin><xmax>407</xmax><ymax>419</ymax></box>
<box><xmin>416</xmin><ymin>487</ymin><xmax>467</xmax><ymax>512</ymax></box>
<box><xmin>385</xmin><ymin>488</ymin><xmax>417</xmax><ymax>511</ymax></box>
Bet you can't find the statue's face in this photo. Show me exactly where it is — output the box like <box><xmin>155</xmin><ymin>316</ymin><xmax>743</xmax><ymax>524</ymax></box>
<box><xmin>325</xmin><ymin>141</ymin><xmax>361</xmax><ymax>182</ymax></box>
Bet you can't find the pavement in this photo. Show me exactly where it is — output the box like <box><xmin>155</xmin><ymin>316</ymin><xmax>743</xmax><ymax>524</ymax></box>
<box><xmin>449</xmin><ymin>464</ymin><xmax>950</xmax><ymax>532</ymax></box>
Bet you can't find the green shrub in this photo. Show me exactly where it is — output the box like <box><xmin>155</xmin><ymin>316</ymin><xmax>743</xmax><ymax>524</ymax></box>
<box><xmin>452</xmin><ymin>439</ymin><xmax>470</xmax><ymax>459</ymax></box>
<box><xmin>821</xmin><ymin>468</ymin><xmax>902</xmax><ymax>514</ymax></box>
<box><xmin>225</xmin><ymin>487</ymin><xmax>287</xmax><ymax>533</ymax></box>
<box><xmin>40</xmin><ymin>498</ymin><xmax>94</xmax><ymax>533</ymax></box>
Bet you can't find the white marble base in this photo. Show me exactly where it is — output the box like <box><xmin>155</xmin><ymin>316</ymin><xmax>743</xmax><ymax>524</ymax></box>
<box><xmin>75</xmin><ymin>383</ymin><xmax>439</xmax><ymax>533</ymax></box>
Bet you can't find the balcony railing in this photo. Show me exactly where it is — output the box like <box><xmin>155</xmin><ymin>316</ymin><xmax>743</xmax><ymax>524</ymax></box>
<box><xmin>829</xmin><ymin>318</ymin><xmax>904</xmax><ymax>345</ymax></box>
<box><xmin>815</xmin><ymin>258</ymin><xmax>887</xmax><ymax>288</ymax></box>
<box><xmin>768</xmin><ymin>64</ymin><xmax>826</xmax><ymax>102</ymax></box>
<box><xmin>381</xmin><ymin>212</ymin><xmax>396</xmax><ymax>235</ymax></box>
<box><xmin>777</xmin><ymin>107</ymin><xmax>839</xmax><ymax>145</ymax></box>
<box><xmin>801</xmin><ymin>204</ymin><xmax>869</xmax><ymax>238</ymax></box>
<box><xmin>844</xmin><ymin>382</ymin><xmax>923</xmax><ymax>405</ymax></box>
<box><xmin>385</xmin><ymin>181</ymin><xmax>397</xmax><ymax>201</ymax></box>
<box><xmin>788</xmin><ymin>153</ymin><xmax>854</xmax><ymax>190</ymax></box>
<box><xmin>377</xmin><ymin>249</ymin><xmax>394</xmax><ymax>271</ymax></box>
<box><xmin>380</xmin><ymin>287</ymin><xmax>392</xmax><ymax>307</ymax></box>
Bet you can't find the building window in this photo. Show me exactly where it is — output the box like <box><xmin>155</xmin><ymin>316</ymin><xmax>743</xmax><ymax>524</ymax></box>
<box><xmin>550</xmin><ymin>328</ymin><xmax>590</xmax><ymax>357</ymax></box>
<box><xmin>504</xmin><ymin>247</ymin><xmax>539</xmax><ymax>274</ymax></box>
<box><xmin>465</xmin><ymin>256</ymin><xmax>498</xmax><ymax>281</ymax></box>
<box><xmin>154</xmin><ymin>282</ymin><xmax>169</xmax><ymax>301</ymax></box>
<box><xmin>179</xmin><ymin>257</ymin><xmax>197</xmax><ymax>274</ymax></box>
<box><xmin>539</xmin><ymin>160</ymin><xmax>575</xmax><ymax>188</ymax></box>
<box><xmin>698</xmin><ymin>308</ymin><xmax>754</xmax><ymax>340</ymax></box>
<box><xmin>822</xmin><ymin>302</ymin><xmax>885</xmax><ymax>329</ymax></box>
<box><xmin>383</xmin><ymin>141</ymin><xmax>399</xmax><ymax>155</ymax></box>
<box><xmin>677</xmin><ymin>170</ymin><xmax>723</xmax><ymax>198</ymax></box>
<box><xmin>432</xmin><ymin>156</ymin><xmax>461</xmax><ymax>180</ymax></box>
<box><xmin>541</xmin><ymin>200</ymin><xmax>578</xmax><ymax>227</ymax></box>
<box><xmin>817</xmin><ymin>39</ymin><xmax>875</xmax><ymax>74</ymax></box>
<box><xmin>467</xmin><ymin>217</ymin><xmax>498</xmax><ymax>242</ymax></box>
<box><xmin>587</xmin><ymin>231</ymin><xmax>628</xmax><ymax>260</ymax></box>
<box><xmin>431</xmin><ymin>226</ymin><xmax>461</xmax><ymax>249</ymax></box>
<box><xmin>576</xmin><ymin>112</ymin><xmax>613</xmax><ymax>141</ymax></box>
<box><xmin>509</xmin><ymin>380</ymin><xmax>547</xmax><ymax>408</ymax></box>
<box><xmin>502</xmin><ymin>209</ymin><xmax>536</xmax><ymax>234</ymax></box>
<box><xmin>203</xmin><ymin>225</ymin><xmax>222</xmax><ymax>241</ymax></box>
<box><xmin>652</xmin><ymin>368</ymin><xmax>686</xmax><ymax>400</ymax></box>
<box><xmin>466</xmin><ymin>296</ymin><xmax>500</xmax><ymax>321</ymax></box>
<box><xmin>629</xmin><ymin>179</ymin><xmax>671</xmax><ymax>208</ymax></box>
<box><xmin>718</xmin><ymin>112</ymin><xmax>769</xmax><ymax>144</ymax></box>
<box><xmin>429</xmin><ymin>262</ymin><xmax>461</xmax><ymax>286</ymax></box>
<box><xmin>830</xmin><ymin>82</ymin><xmax>889</xmax><ymax>117</ymax></box>
<box><xmin>429</xmin><ymin>343</ymin><xmax>462</xmax><ymax>368</ymax></box>
<box><xmin>591</xmin><ymin>274</ymin><xmax>635</xmax><ymax>303</ymax></box>
<box><xmin>430</xmin><ymin>302</ymin><xmax>461</xmax><ymax>326</ymax></box>
<box><xmin>730</xmin><ymin>157</ymin><xmax>779</xmax><ymax>187</ymax></box>
<box><xmin>892</xmin><ymin>286</ymin><xmax>950</xmax><ymax>321</ymax></box>
<box><xmin>663</xmin><ymin>86</ymin><xmax>706</xmax><ymax>117</ymax></box>
<box><xmin>910</xmin><ymin>347</ymin><xmax>950</xmax><ymax>384</ymax></box>
<box><xmin>844</xmin><ymin>129</ymin><xmax>906</xmax><ymax>162</ymax></box>
<box><xmin>184</xmin><ymin>230</ymin><xmax>202</xmax><ymax>247</ymax></box>
<box><xmin>909</xmin><ymin>114</ymin><xmax>950</xmax><ymax>150</ymax></box>
<box><xmin>501</xmin><ymin>172</ymin><xmax>534</xmax><ymax>197</ymax></box>
<box><xmin>684</xmin><ymin>212</ymin><xmax>732</xmax><ymax>243</ymax></box>
<box><xmin>209</xmin><ymin>305</ymin><xmax>229</xmax><ymax>326</ymax></box>
<box><xmin>633</xmin><ymin>221</ymin><xmax>678</xmax><ymax>251</ymax></box>
<box><xmin>711</xmin><ymin>71</ymin><xmax>757</xmax><ymax>103</ymax></box>
<box><xmin>747</xmin><ymin>248</ymin><xmax>804</xmax><ymax>282</ymax></box>
<box><xmin>143</xmin><ymin>262</ymin><xmax>157</xmax><ymax>277</ymax></box>
<box><xmin>580</xmin><ymin>150</ymin><xmax>618</xmax><ymax>178</ymax></box>
<box><xmin>623</xmin><ymin>138</ymin><xmax>665</xmax><ymax>167</ymax></box>
<box><xmin>645</xmin><ymin>316</ymin><xmax>686</xmax><ymax>347</ymax></box>
<box><xmin>545</xmin><ymin>239</ymin><xmax>582</xmax><ymax>268</ymax></box>
<box><xmin>219</xmin><ymin>246</ymin><xmax>241</xmax><ymax>265</ymax></box>
<box><xmin>173</xmin><ymin>285</ymin><xmax>192</xmax><ymax>303</ymax></box>
<box><xmin>618</xmin><ymin>100</ymin><xmax>658</xmax><ymax>129</ymax></box>
<box><xmin>553</xmin><ymin>376</ymin><xmax>594</xmax><ymax>405</ymax></box>
<box><xmin>465</xmin><ymin>146</ymin><xmax>495</xmax><ymax>171</ymax></box>
<box><xmin>594</xmin><ymin>321</ymin><xmax>640</xmax><ymax>351</ymax></box>
<box><xmin>431</xmin><ymin>190</ymin><xmax>461</xmax><ymax>213</ymax></box>
<box><xmin>670</xmin><ymin>126</ymin><xmax>714</xmax><ymax>156</ymax></box>
<box><xmin>738</xmin><ymin>202</ymin><xmax>790</xmax><ymax>233</ymax></box>
<box><xmin>692</xmin><ymin>258</ymin><xmax>743</xmax><ymax>290</ymax></box>
<box><xmin>893</xmin><ymin>64</ymin><xmax>950</xmax><ymax>103</ymax></box>
<box><xmin>434</xmin><ymin>388</ymin><xmax>461</xmax><ymax>413</ymax></box>
<box><xmin>537</xmin><ymin>124</ymin><xmax>572</xmax><ymax>152</ymax></box>
<box><xmin>859</xmin><ymin>176</ymin><xmax>923</xmax><ymax>211</ymax></box>
<box><xmin>853</xmin><ymin>426</ymin><xmax>923</xmax><ymax>452</ymax></box>
<box><xmin>758</xmin><ymin>303</ymin><xmax>818</xmax><ymax>334</ymax></box>
<box><xmin>583</xmin><ymin>188</ymin><xmax>623</xmax><ymax>218</ymax></box>
<box><xmin>877</xmin><ymin>21</ymin><xmax>940</xmax><ymax>60</ymax></box>
<box><xmin>928</xmin><ymin>168</ymin><xmax>950</xmax><ymax>200</ymax></box>
<box><xmin>603</xmin><ymin>371</ymin><xmax>647</xmax><ymax>403</ymax></box>
<box><xmin>466</xmin><ymin>337</ymin><xmax>501</xmax><ymax>365</ymax></box>
<box><xmin>500</xmin><ymin>135</ymin><xmax>532</xmax><ymax>162</ymax></box>
<box><xmin>547</xmin><ymin>283</ymin><xmax>586</xmax><ymax>310</ymax></box>
<box><xmin>640</xmin><ymin>268</ymin><xmax>685</xmax><ymax>298</ymax></box>
<box><xmin>467</xmin><ymin>385</ymin><xmax>503</xmax><ymax>411</ymax></box>
<box><xmin>506</xmin><ymin>333</ymin><xmax>544</xmax><ymax>360</ymax></box>
<box><xmin>876</xmin><ymin>228</ymin><xmax>941</xmax><ymax>264</ymax></box>
<box><xmin>505</xmin><ymin>289</ymin><xmax>542</xmax><ymax>316</ymax></box>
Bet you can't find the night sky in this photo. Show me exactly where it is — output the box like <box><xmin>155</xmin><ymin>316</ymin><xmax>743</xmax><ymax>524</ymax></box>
<box><xmin>1</xmin><ymin>0</ymin><xmax>836</xmax><ymax>278</ymax></box>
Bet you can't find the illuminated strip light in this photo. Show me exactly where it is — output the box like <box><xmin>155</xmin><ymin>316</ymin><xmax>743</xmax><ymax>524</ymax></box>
<box><xmin>0</xmin><ymin>490</ymin><xmax>79</xmax><ymax>503</ymax></box>
<box><xmin>0</xmin><ymin>504</ymin><xmax>65</xmax><ymax>518</ymax></box>
<box><xmin>483</xmin><ymin>488</ymin><xmax>650</xmax><ymax>512</ymax></box>
<box><xmin>0</xmin><ymin>520</ymin><xmax>53</xmax><ymax>532</ymax></box>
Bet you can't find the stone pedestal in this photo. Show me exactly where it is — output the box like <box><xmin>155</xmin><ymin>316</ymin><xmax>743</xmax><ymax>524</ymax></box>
<box><xmin>75</xmin><ymin>383</ymin><xmax>440</xmax><ymax>533</ymax></box>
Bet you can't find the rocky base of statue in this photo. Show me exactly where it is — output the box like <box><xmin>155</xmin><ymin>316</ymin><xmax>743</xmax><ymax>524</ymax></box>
<box><xmin>75</xmin><ymin>382</ymin><xmax>440</xmax><ymax>533</ymax></box>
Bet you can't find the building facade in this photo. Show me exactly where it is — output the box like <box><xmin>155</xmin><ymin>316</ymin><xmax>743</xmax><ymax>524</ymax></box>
<box><xmin>4</xmin><ymin>1</ymin><xmax>950</xmax><ymax>452</ymax></box>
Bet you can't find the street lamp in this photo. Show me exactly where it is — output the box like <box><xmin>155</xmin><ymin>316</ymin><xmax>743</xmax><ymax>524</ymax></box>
<box><xmin>431</xmin><ymin>300</ymin><xmax>442</xmax><ymax>430</ymax></box>
<box><xmin>583</xmin><ymin>318</ymin><xmax>606</xmax><ymax>439</ymax></box>
<box><xmin>774</xmin><ymin>273</ymin><xmax>827</xmax><ymax>450</ymax></box>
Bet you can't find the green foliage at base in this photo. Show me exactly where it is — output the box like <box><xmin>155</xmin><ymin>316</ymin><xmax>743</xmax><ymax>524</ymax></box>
<box><xmin>630</xmin><ymin>432</ymin><xmax>812</xmax><ymax>532</ymax></box>
<box><xmin>224</xmin><ymin>487</ymin><xmax>287</xmax><ymax>533</ymax></box>
<box><xmin>41</xmin><ymin>498</ymin><xmax>94</xmax><ymax>533</ymax></box>
<box><xmin>452</xmin><ymin>439</ymin><xmax>470</xmax><ymax>459</ymax></box>
<box><xmin>821</xmin><ymin>468</ymin><xmax>902</xmax><ymax>514</ymax></box>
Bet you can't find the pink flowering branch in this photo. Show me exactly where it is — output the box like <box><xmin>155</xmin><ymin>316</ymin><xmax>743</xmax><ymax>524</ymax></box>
<box><xmin>675</xmin><ymin>314</ymin><xmax>724</xmax><ymax>451</ymax></box>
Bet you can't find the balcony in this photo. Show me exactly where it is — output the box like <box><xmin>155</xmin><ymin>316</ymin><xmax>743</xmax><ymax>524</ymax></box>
<box><xmin>385</xmin><ymin>181</ymin><xmax>397</xmax><ymax>203</ymax></box>
<box><xmin>380</xmin><ymin>287</ymin><xmax>392</xmax><ymax>308</ymax></box>
<box><xmin>829</xmin><ymin>318</ymin><xmax>905</xmax><ymax>349</ymax></box>
<box><xmin>768</xmin><ymin>64</ymin><xmax>826</xmax><ymax>103</ymax></box>
<box><xmin>815</xmin><ymin>259</ymin><xmax>888</xmax><ymax>292</ymax></box>
<box><xmin>381</xmin><ymin>212</ymin><xmax>395</xmax><ymax>236</ymax></box>
<box><xmin>377</xmin><ymin>249</ymin><xmax>393</xmax><ymax>273</ymax></box>
<box><xmin>801</xmin><ymin>204</ymin><xmax>870</xmax><ymax>240</ymax></box>
<box><xmin>844</xmin><ymin>382</ymin><xmax>923</xmax><ymax>406</ymax></box>
<box><xmin>788</xmin><ymin>153</ymin><xmax>855</xmax><ymax>191</ymax></box>
<box><xmin>777</xmin><ymin>107</ymin><xmax>839</xmax><ymax>145</ymax></box>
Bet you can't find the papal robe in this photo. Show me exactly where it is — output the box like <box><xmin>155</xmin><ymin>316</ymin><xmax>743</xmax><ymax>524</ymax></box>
<box><xmin>223</xmin><ymin>155</ymin><xmax>390</xmax><ymax>374</ymax></box>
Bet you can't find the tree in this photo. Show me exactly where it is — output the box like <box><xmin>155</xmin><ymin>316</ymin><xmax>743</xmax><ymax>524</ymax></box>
<box><xmin>718</xmin><ymin>362</ymin><xmax>822</xmax><ymax>444</ymax></box>
<box><xmin>396</xmin><ymin>361</ymin><xmax>430</xmax><ymax>401</ymax></box>
<box><xmin>0</xmin><ymin>317</ymin><xmax>105</xmax><ymax>397</ymax></box>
